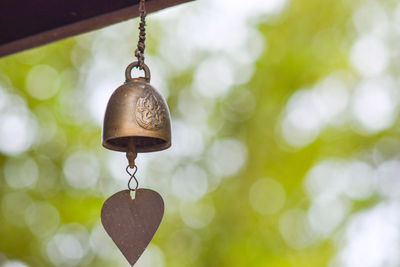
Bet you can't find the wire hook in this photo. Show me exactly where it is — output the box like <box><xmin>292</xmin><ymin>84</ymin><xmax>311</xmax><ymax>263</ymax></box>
<box><xmin>126</xmin><ymin>165</ymin><xmax>139</xmax><ymax>192</ymax></box>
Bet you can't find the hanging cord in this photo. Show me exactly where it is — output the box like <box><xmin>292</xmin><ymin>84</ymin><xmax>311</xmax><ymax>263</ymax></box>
<box><xmin>135</xmin><ymin>0</ymin><xmax>147</xmax><ymax>70</ymax></box>
<box><xmin>126</xmin><ymin>165</ymin><xmax>139</xmax><ymax>192</ymax></box>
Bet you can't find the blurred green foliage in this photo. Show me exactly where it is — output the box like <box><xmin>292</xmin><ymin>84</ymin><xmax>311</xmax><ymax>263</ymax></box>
<box><xmin>1</xmin><ymin>0</ymin><xmax>399</xmax><ymax>266</ymax></box>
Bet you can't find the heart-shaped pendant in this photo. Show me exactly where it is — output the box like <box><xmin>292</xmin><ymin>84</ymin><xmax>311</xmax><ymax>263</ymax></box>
<box><xmin>101</xmin><ymin>189</ymin><xmax>164</xmax><ymax>266</ymax></box>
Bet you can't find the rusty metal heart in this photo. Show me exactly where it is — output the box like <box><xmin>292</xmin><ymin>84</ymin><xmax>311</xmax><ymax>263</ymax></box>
<box><xmin>101</xmin><ymin>189</ymin><xmax>164</xmax><ymax>266</ymax></box>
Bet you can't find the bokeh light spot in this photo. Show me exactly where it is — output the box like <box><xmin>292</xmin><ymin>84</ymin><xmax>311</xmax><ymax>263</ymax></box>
<box><xmin>307</xmin><ymin>195</ymin><xmax>349</xmax><ymax>237</ymax></box>
<box><xmin>1</xmin><ymin>261</ymin><xmax>29</xmax><ymax>267</ymax></box>
<box><xmin>63</xmin><ymin>151</ymin><xmax>99</xmax><ymax>189</ymax></box>
<box><xmin>180</xmin><ymin>200</ymin><xmax>215</xmax><ymax>228</ymax></box>
<box><xmin>135</xmin><ymin>244</ymin><xmax>165</xmax><ymax>267</ymax></box>
<box><xmin>279</xmin><ymin>209</ymin><xmax>316</xmax><ymax>249</ymax></box>
<box><xmin>1</xmin><ymin>192</ymin><xmax>32</xmax><ymax>227</ymax></box>
<box><xmin>351</xmin><ymin>78</ymin><xmax>397</xmax><ymax>133</ymax></box>
<box><xmin>333</xmin><ymin>203</ymin><xmax>400</xmax><ymax>267</ymax></box>
<box><xmin>376</xmin><ymin>160</ymin><xmax>400</xmax><ymax>199</ymax></box>
<box><xmin>0</xmin><ymin>89</ymin><xmax>37</xmax><ymax>155</ymax></box>
<box><xmin>193</xmin><ymin>56</ymin><xmax>235</xmax><ymax>98</ymax></box>
<box><xmin>4</xmin><ymin>157</ymin><xmax>38</xmax><ymax>189</ymax></box>
<box><xmin>46</xmin><ymin>224</ymin><xmax>90</xmax><ymax>266</ymax></box>
<box><xmin>206</xmin><ymin>138</ymin><xmax>247</xmax><ymax>177</ymax></box>
<box><xmin>25</xmin><ymin>201</ymin><xmax>60</xmax><ymax>237</ymax></box>
<box><xmin>249</xmin><ymin>178</ymin><xmax>286</xmax><ymax>215</ymax></box>
<box><xmin>171</xmin><ymin>164</ymin><xmax>208</xmax><ymax>202</ymax></box>
<box><xmin>25</xmin><ymin>65</ymin><xmax>61</xmax><ymax>100</ymax></box>
<box><xmin>350</xmin><ymin>36</ymin><xmax>388</xmax><ymax>77</ymax></box>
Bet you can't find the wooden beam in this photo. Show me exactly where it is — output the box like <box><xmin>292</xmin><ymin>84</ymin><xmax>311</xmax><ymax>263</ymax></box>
<box><xmin>0</xmin><ymin>0</ymin><xmax>193</xmax><ymax>58</ymax></box>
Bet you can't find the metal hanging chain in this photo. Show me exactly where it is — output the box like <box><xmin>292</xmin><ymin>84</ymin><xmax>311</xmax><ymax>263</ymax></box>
<box><xmin>126</xmin><ymin>165</ymin><xmax>139</xmax><ymax>192</ymax></box>
<box><xmin>127</xmin><ymin>0</ymin><xmax>147</xmax><ymax>192</ymax></box>
<box><xmin>135</xmin><ymin>0</ymin><xmax>147</xmax><ymax>69</ymax></box>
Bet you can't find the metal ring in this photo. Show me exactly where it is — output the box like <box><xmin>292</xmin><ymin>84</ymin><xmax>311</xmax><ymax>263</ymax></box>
<box><xmin>125</xmin><ymin>61</ymin><xmax>151</xmax><ymax>82</ymax></box>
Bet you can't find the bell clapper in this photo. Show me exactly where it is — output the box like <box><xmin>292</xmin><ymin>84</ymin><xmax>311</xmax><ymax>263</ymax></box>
<box><xmin>126</xmin><ymin>137</ymin><xmax>137</xmax><ymax>169</ymax></box>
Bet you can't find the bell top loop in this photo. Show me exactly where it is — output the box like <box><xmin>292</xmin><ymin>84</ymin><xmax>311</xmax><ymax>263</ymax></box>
<box><xmin>125</xmin><ymin>61</ymin><xmax>151</xmax><ymax>82</ymax></box>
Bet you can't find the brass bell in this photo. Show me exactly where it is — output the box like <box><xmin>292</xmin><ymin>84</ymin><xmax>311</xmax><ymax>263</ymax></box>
<box><xmin>102</xmin><ymin>62</ymin><xmax>171</xmax><ymax>168</ymax></box>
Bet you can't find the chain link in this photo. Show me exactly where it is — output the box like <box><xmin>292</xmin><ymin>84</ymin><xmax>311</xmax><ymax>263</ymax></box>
<box><xmin>126</xmin><ymin>165</ymin><xmax>139</xmax><ymax>192</ymax></box>
<box><xmin>135</xmin><ymin>0</ymin><xmax>147</xmax><ymax>69</ymax></box>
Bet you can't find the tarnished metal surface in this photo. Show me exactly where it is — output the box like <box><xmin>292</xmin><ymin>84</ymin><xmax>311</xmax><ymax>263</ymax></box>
<box><xmin>102</xmin><ymin>62</ymin><xmax>171</xmax><ymax>156</ymax></box>
<box><xmin>101</xmin><ymin>189</ymin><xmax>164</xmax><ymax>266</ymax></box>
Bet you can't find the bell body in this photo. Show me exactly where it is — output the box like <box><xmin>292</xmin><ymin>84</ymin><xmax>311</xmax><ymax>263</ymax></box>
<box><xmin>102</xmin><ymin>63</ymin><xmax>171</xmax><ymax>155</ymax></box>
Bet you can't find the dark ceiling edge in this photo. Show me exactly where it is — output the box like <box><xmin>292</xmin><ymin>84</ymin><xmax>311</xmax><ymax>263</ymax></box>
<box><xmin>0</xmin><ymin>0</ymin><xmax>193</xmax><ymax>58</ymax></box>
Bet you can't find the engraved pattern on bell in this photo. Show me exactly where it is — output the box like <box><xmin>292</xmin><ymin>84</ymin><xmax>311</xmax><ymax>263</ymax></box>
<box><xmin>136</xmin><ymin>88</ymin><xmax>166</xmax><ymax>130</ymax></box>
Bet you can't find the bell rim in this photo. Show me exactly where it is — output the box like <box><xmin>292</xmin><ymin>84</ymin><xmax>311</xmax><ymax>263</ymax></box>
<box><xmin>102</xmin><ymin>137</ymin><xmax>171</xmax><ymax>153</ymax></box>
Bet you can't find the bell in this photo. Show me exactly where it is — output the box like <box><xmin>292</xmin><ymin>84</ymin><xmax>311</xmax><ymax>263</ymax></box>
<box><xmin>102</xmin><ymin>62</ymin><xmax>171</xmax><ymax>167</ymax></box>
